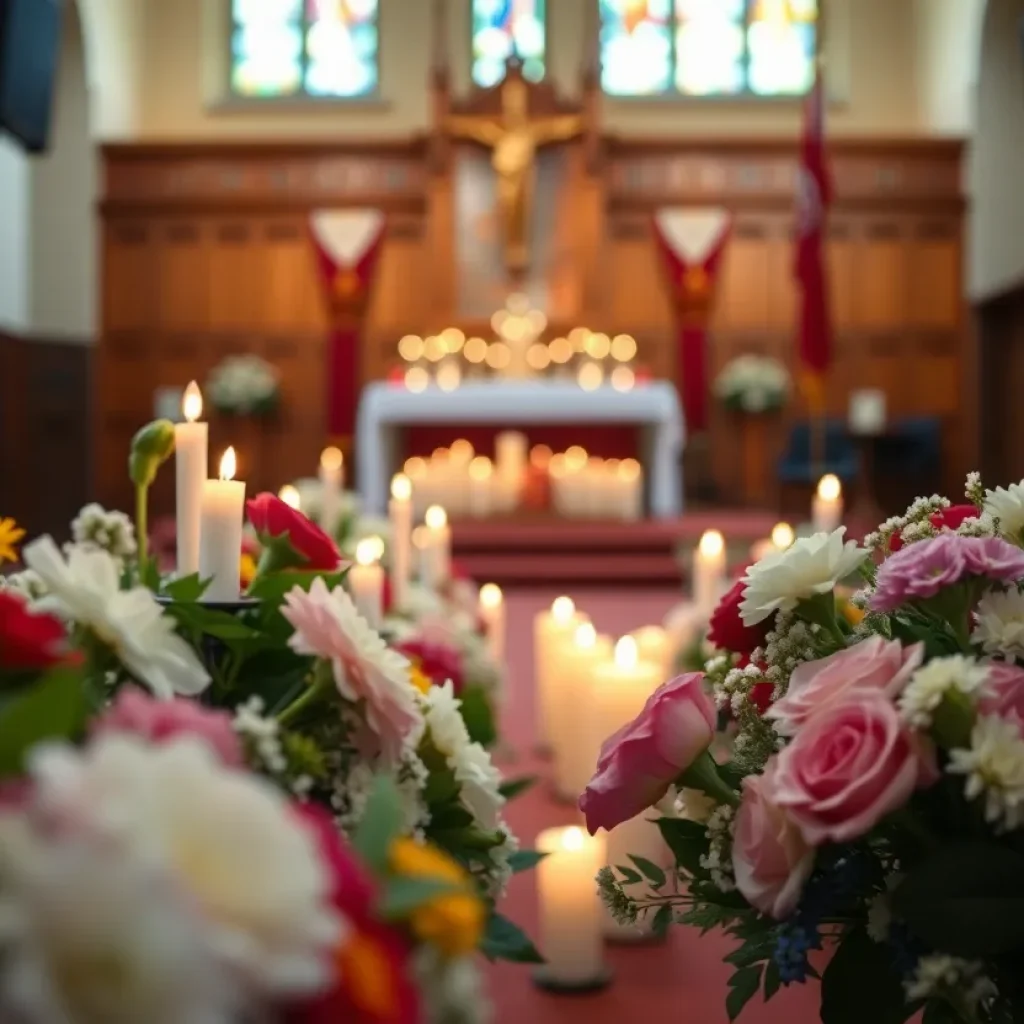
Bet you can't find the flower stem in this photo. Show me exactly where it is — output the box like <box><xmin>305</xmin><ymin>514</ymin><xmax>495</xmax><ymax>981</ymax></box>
<box><xmin>276</xmin><ymin>670</ymin><xmax>332</xmax><ymax>727</ymax></box>
<box><xmin>135</xmin><ymin>483</ymin><xmax>149</xmax><ymax>580</ymax></box>
<box><xmin>678</xmin><ymin>750</ymin><xmax>740</xmax><ymax>808</ymax></box>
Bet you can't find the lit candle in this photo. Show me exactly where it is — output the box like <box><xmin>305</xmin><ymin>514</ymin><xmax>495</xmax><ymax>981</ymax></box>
<box><xmin>533</xmin><ymin>596</ymin><xmax>581</xmax><ymax>751</ymax></box>
<box><xmin>535</xmin><ymin>826</ymin><xmax>608</xmax><ymax>989</ymax></box>
<box><xmin>618</xmin><ymin>459</ymin><xmax>643</xmax><ymax>521</ymax></box>
<box><xmin>751</xmin><ymin>520</ymin><xmax>796</xmax><ymax>563</ymax></box>
<box><xmin>495</xmin><ymin>430</ymin><xmax>528</xmax><ymax>501</ymax></box>
<box><xmin>319</xmin><ymin>446</ymin><xmax>344</xmax><ymax>539</ymax></box>
<box><xmin>478</xmin><ymin>583</ymin><xmax>505</xmax><ymax>666</ymax></box>
<box><xmin>200</xmin><ymin>447</ymin><xmax>246</xmax><ymax>602</ymax></box>
<box><xmin>467</xmin><ymin>456</ymin><xmax>494</xmax><ymax>518</ymax></box>
<box><xmin>389</xmin><ymin>474</ymin><xmax>413</xmax><ymax>612</ymax></box>
<box><xmin>604</xmin><ymin>814</ymin><xmax>670</xmax><ymax>942</ymax></box>
<box><xmin>349</xmin><ymin>537</ymin><xmax>384</xmax><ymax>629</ymax></box>
<box><xmin>693</xmin><ymin>529</ymin><xmax>726</xmax><ymax>616</ymax></box>
<box><xmin>421</xmin><ymin>505</ymin><xmax>451</xmax><ymax>591</ymax></box>
<box><xmin>812</xmin><ymin>474</ymin><xmax>843</xmax><ymax>533</ymax></box>
<box><xmin>174</xmin><ymin>381</ymin><xmax>207</xmax><ymax>577</ymax></box>
<box><xmin>278</xmin><ymin>484</ymin><xmax>301</xmax><ymax>510</ymax></box>
<box><xmin>630</xmin><ymin>624</ymin><xmax>674</xmax><ymax>680</ymax></box>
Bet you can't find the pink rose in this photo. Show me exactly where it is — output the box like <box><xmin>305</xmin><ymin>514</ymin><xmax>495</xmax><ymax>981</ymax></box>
<box><xmin>93</xmin><ymin>687</ymin><xmax>244</xmax><ymax>767</ymax></box>
<box><xmin>580</xmin><ymin>673</ymin><xmax>716</xmax><ymax>835</ymax></box>
<box><xmin>980</xmin><ymin>660</ymin><xmax>1024</xmax><ymax>726</ymax></box>
<box><xmin>767</xmin><ymin>637</ymin><xmax>924</xmax><ymax>736</ymax></box>
<box><xmin>732</xmin><ymin>760</ymin><xmax>815</xmax><ymax>919</ymax></box>
<box><xmin>773</xmin><ymin>690</ymin><xmax>936</xmax><ymax>845</ymax></box>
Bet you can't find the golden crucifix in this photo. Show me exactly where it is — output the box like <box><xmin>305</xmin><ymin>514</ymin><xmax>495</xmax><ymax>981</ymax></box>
<box><xmin>446</xmin><ymin>76</ymin><xmax>584</xmax><ymax>274</ymax></box>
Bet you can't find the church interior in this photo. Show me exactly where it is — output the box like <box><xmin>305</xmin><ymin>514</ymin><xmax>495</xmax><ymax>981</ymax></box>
<box><xmin>2</xmin><ymin>0</ymin><xmax>1024</xmax><ymax>1021</ymax></box>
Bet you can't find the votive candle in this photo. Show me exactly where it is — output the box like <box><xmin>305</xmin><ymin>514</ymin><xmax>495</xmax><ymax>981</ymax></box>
<box><xmin>479</xmin><ymin>583</ymin><xmax>505</xmax><ymax>665</ymax></box>
<box><xmin>421</xmin><ymin>505</ymin><xmax>451</xmax><ymax>590</ymax></box>
<box><xmin>533</xmin><ymin>596</ymin><xmax>580</xmax><ymax>751</ymax></box>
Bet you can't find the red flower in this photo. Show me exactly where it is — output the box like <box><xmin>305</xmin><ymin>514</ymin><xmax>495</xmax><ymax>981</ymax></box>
<box><xmin>0</xmin><ymin>591</ymin><xmax>66</xmax><ymax>670</ymax></box>
<box><xmin>287</xmin><ymin>806</ymin><xmax>420</xmax><ymax>1024</ymax></box>
<box><xmin>246</xmin><ymin>493</ymin><xmax>342</xmax><ymax>572</ymax></box>
<box><xmin>707</xmin><ymin>579</ymin><xmax>772</xmax><ymax>657</ymax></box>
<box><xmin>888</xmin><ymin>504</ymin><xmax>978</xmax><ymax>553</ymax></box>
<box><xmin>750</xmin><ymin>682</ymin><xmax>775</xmax><ymax>716</ymax></box>
<box><xmin>396</xmin><ymin>638</ymin><xmax>464</xmax><ymax>694</ymax></box>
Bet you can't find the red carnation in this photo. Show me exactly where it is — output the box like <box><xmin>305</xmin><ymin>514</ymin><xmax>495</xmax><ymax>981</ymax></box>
<box><xmin>246</xmin><ymin>493</ymin><xmax>342</xmax><ymax>574</ymax></box>
<box><xmin>707</xmin><ymin>578</ymin><xmax>773</xmax><ymax>657</ymax></box>
<box><xmin>888</xmin><ymin>504</ymin><xmax>979</xmax><ymax>553</ymax></box>
<box><xmin>396</xmin><ymin>637</ymin><xmax>464</xmax><ymax>694</ymax></box>
<box><xmin>0</xmin><ymin>591</ymin><xmax>67</xmax><ymax>670</ymax></box>
<box><xmin>750</xmin><ymin>682</ymin><xmax>775</xmax><ymax>716</ymax></box>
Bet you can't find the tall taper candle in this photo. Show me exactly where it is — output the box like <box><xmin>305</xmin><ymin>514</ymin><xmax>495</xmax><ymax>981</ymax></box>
<box><xmin>478</xmin><ymin>583</ymin><xmax>505</xmax><ymax>665</ymax></box>
<box><xmin>349</xmin><ymin>538</ymin><xmax>384</xmax><ymax>629</ymax></box>
<box><xmin>533</xmin><ymin>596</ymin><xmax>580</xmax><ymax>752</ymax></box>
<box><xmin>812</xmin><ymin>474</ymin><xmax>843</xmax><ymax>533</ymax></box>
<box><xmin>389</xmin><ymin>473</ymin><xmax>413</xmax><ymax>612</ymax></box>
<box><xmin>319</xmin><ymin>446</ymin><xmax>344</xmax><ymax>538</ymax></box>
<box><xmin>174</xmin><ymin>381</ymin><xmax>207</xmax><ymax>577</ymax></box>
<box><xmin>199</xmin><ymin>447</ymin><xmax>246</xmax><ymax>602</ymax></box>
<box><xmin>693</xmin><ymin>529</ymin><xmax>726</xmax><ymax>616</ymax></box>
<box><xmin>421</xmin><ymin>505</ymin><xmax>451</xmax><ymax>590</ymax></box>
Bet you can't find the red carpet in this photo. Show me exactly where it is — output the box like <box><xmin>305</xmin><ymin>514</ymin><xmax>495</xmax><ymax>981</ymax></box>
<box><xmin>485</xmin><ymin>587</ymin><xmax>823</xmax><ymax>1023</ymax></box>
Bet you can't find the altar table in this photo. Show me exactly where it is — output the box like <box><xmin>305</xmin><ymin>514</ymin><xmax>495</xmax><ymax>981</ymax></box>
<box><xmin>356</xmin><ymin>381</ymin><xmax>686</xmax><ymax>519</ymax></box>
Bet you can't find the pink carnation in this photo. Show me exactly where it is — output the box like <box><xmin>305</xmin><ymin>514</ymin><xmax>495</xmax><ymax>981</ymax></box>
<box><xmin>94</xmin><ymin>687</ymin><xmax>243</xmax><ymax>767</ymax></box>
<box><xmin>871</xmin><ymin>535</ymin><xmax>1024</xmax><ymax>613</ymax></box>
<box><xmin>979</xmin><ymin>660</ymin><xmax>1024</xmax><ymax>727</ymax></box>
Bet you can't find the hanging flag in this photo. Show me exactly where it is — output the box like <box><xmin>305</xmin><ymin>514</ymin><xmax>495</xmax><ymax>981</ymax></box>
<box><xmin>794</xmin><ymin>64</ymin><xmax>832</xmax><ymax>413</ymax></box>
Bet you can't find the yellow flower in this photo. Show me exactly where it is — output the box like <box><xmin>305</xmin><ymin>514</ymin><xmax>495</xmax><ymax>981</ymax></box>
<box><xmin>0</xmin><ymin>518</ymin><xmax>25</xmax><ymax>565</ymax></box>
<box><xmin>389</xmin><ymin>837</ymin><xmax>484</xmax><ymax>957</ymax></box>
<box><xmin>408</xmin><ymin>663</ymin><xmax>432</xmax><ymax>695</ymax></box>
<box><xmin>841</xmin><ymin>601</ymin><xmax>866</xmax><ymax>627</ymax></box>
<box><xmin>239</xmin><ymin>552</ymin><xmax>257</xmax><ymax>589</ymax></box>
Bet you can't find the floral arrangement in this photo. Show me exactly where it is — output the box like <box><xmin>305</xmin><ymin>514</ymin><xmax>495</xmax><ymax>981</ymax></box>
<box><xmin>585</xmin><ymin>475</ymin><xmax>1024</xmax><ymax>1024</ymax></box>
<box><xmin>0</xmin><ymin>422</ymin><xmax>540</xmax><ymax>1021</ymax></box>
<box><xmin>713</xmin><ymin>355</ymin><xmax>791</xmax><ymax>414</ymax></box>
<box><xmin>207</xmin><ymin>354</ymin><xmax>280</xmax><ymax>417</ymax></box>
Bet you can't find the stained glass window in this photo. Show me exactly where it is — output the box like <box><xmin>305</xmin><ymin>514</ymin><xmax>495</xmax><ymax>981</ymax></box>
<box><xmin>600</xmin><ymin>0</ymin><xmax>818</xmax><ymax>98</ymax></box>
<box><xmin>471</xmin><ymin>0</ymin><xmax>546</xmax><ymax>88</ymax></box>
<box><xmin>230</xmin><ymin>0</ymin><xmax>379</xmax><ymax>99</ymax></box>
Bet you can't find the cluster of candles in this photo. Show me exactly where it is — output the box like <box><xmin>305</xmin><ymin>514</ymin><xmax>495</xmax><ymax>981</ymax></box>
<box><xmin>542</xmin><ymin>447</ymin><xmax>644</xmax><ymax>521</ymax></box>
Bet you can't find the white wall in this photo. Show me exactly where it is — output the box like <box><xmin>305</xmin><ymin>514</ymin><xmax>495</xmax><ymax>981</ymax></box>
<box><xmin>0</xmin><ymin>138</ymin><xmax>30</xmax><ymax>333</ymax></box>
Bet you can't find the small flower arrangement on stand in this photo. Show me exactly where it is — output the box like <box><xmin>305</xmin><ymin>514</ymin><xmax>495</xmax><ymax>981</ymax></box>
<box><xmin>207</xmin><ymin>355</ymin><xmax>280</xmax><ymax>418</ymax></box>
<box><xmin>585</xmin><ymin>476</ymin><xmax>1024</xmax><ymax>1024</ymax></box>
<box><xmin>713</xmin><ymin>355</ymin><xmax>791</xmax><ymax>414</ymax></box>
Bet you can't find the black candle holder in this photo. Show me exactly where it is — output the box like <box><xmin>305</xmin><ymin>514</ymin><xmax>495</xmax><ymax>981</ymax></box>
<box><xmin>531</xmin><ymin>967</ymin><xmax>612</xmax><ymax>995</ymax></box>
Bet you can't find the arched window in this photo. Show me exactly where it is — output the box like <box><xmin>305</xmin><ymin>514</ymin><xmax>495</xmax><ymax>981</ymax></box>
<box><xmin>471</xmin><ymin>0</ymin><xmax>547</xmax><ymax>88</ymax></box>
<box><xmin>230</xmin><ymin>0</ymin><xmax>379</xmax><ymax>99</ymax></box>
<box><xmin>599</xmin><ymin>0</ymin><xmax>818</xmax><ymax>98</ymax></box>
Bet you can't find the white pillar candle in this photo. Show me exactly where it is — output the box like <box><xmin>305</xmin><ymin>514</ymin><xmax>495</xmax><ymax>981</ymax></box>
<box><xmin>478</xmin><ymin>583</ymin><xmax>505</xmax><ymax>666</ymax></box>
<box><xmin>389</xmin><ymin>474</ymin><xmax>413</xmax><ymax>612</ymax></box>
<box><xmin>693</xmin><ymin>529</ymin><xmax>726</xmax><ymax>617</ymax></box>
<box><xmin>630</xmin><ymin>624</ymin><xmax>674</xmax><ymax>681</ymax></box>
<box><xmin>618</xmin><ymin>459</ymin><xmax>643</xmax><ymax>521</ymax></box>
<box><xmin>468</xmin><ymin>457</ymin><xmax>494</xmax><ymax>518</ymax></box>
<box><xmin>533</xmin><ymin>596</ymin><xmax>580</xmax><ymax>750</ymax></box>
<box><xmin>535</xmin><ymin>826</ymin><xmax>607</xmax><ymax>988</ymax></box>
<box><xmin>349</xmin><ymin>537</ymin><xmax>384</xmax><ymax>629</ymax></box>
<box><xmin>421</xmin><ymin>505</ymin><xmax>451</xmax><ymax>590</ymax></box>
<box><xmin>174</xmin><ymin>380</ymin><xmax>207</xmax><ymax>577</ymax></box>
<box><xmin>812</xmin><ymin>474</ymin><xmax>843</xmax><ymax>533</ymax></box>
<box><xmin>319</xmin><ymin>446</ymin><xmax>344</xmax><ymax>538</ymax></box>
<box><xmin>750</xmin><ymin>521</ymin><xmax>795</xmax><ymax>564</ymax></box>
<box><xmin>604</xmin><ymin>814</ymin><xmax>670</xmax><ymax>941</ymax></box>
<box><xmin>495</xmin><ymin>430</ymin><xmax>528</xmax><ymax>499</ymax></box>
<box><xmin>200</xmin><ymin>447</ymin><xmax>246</xmax><ymax>602</ymax></box>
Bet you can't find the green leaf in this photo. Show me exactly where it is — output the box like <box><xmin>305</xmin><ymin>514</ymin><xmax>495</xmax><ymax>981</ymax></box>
<box><xmin>0</xmin><ymin>669</ymin><xmax>88</xmax><ymax>776</ymax></box>
<box><xmin>458</xmin><ymin>684</ymin><xmax>497</xmax><ymax>748</ymax></box>
<box><xmin>891</xmin><ymin>842</ymin><xmax>1024</xmax><ymax>959</ymax></box>
<box><xmin>378</xmin><ymin>877</ymin><xmax>463</xmax><ymax>919</ymax></box>
<box><xmin>161</xmin><ymin>573</ymin><xmax>209</xmax><ymax>603</ymax></box>
<box><xmin>163</xmin><ymin>602</ymin><xmax>259</xmax><ymax>641</ymax></box>
<box><xmin>247</xmin><ymin>569</ymin><xmax>346</xmax><ymax>604</ymax></box>
<box><xmin>498</xmin><ymin>774</ymin><xmax>537</xmax><ymax>801</ymax></box>
<box><xmin>763</xmin><ymin>960</ymin><xmax>781</xmax><ymax>1001</ymax></box>
<box><xmin>428</xmin><ymin>802</ymin><xmax>476</xmax><ymax>830</ymax></box>
<box><xmin>351</xmin><ymin>775</ymin><xmax>403</xmax><ymax>871</ymax></box>
<box><xmin>726</xmin><ymin>965</ymin><xmax>763</xmax><ymax>1022</ymax></box>
<box><xmin>480</xmin><ymin>912</ymin><xmax>544</xmax><ymax>964</ymax></box>
<box><xmin>821</xmin><ymin>928</ymin><xmax>912</xmax><ymax>1024</ymax></box>
<box><xmin>615</xmin><ymin>864</ymin><xmax>644</xmax><ymax>886</ymax></box>
<box><xmin>657</xmin><ymin>817</ymin><xmax>710</xmax><ymax>878</ymax></box>
<box><xmin>507</xmin><ymin>849</ymin><xmax>546</xmax><ymax>874</ymax></box>
<box><xmin>141</xmin><ymin>557</ymin><xmax>161</xmax><ymax>593</ymax></box>
<box><xmin>629</xmin><ymin>855</ymin><xmax>667</xmax><ymax>889</ymax></box>
<box><xmin>651</xmin><ymin>903</ymin><xmax>673</xmax><ymax>938</ymax></box>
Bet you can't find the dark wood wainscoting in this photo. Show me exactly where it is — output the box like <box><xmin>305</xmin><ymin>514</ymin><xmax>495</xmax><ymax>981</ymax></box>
<box><xmin>0</xmin><ymin>331</ymin><xmax>92</xmax><ymax>542</ymax></box>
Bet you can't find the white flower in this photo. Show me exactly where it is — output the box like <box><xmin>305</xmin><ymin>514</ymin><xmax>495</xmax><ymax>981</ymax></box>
<box><xmin>451</xmin><ymin>741</ymin><xmax>505</xmax><ymax>829</ymax></box>
<box><xmin>28</xmin><ymin>734</ymin><xmax>344</xmax><ymax>996</ymax></box>
<box><xmin>207</xmin><ymin>355</ymin><xmax>279</xmax><ymax>415</ymax></box>
<box><xmin>898</xmin><ymin>656</ymin><xmax>991</xmax><ymax>729</ymax></box>
<box><xmin>0</xmin><ymin>813</ymin><xmax>240</xmax><ymax>1024</ymax></box>
<box><xmin>973</xmin><ymin>589</ymin><xmax>1024</xmax><ymax>659</ymax></box>
<box><xmin>1</xmin><ymin>568</ymin><xmax>48</xmax><ymax>603</ymax></box>
<box><xmin>414</xmin><ymin>948</ymin><xmax>492</xmax><ymax>1024</ymax></box>
<box><xmin>423</xmin><ymin>679</ymin><xmax>471</xmax><ymax>758</ymax></box>
<box><xmin>739</xmin><ymin>529</ymin><xmax>868</xmax><ymax>626</ymax></box>
<box><xmin>948</xmin><ymin>715</ymin><xmax>1024</xmax><ymax>831</ymax></box>
<box><xmin>985</xmin><ymin>481</ymin><xmax>1024</xmax><ymax>542</ymax></box>
<box><xmin>904</xmin><ymin>954</ymin><xmax>996</xmax><ymax>1008</ymax></box>
<box><xmin>23</xmin><ymin>537</ymin><xmax>209</xmax><ymax>698</ymax></box>
<box><xmin>70</xmin><ymin>502</ymin><xmax>137</xmax><ymax>561</ymax></box>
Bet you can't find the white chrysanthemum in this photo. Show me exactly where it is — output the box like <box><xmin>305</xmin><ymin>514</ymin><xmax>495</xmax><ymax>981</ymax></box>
<box><xmin>0</xmin><ymin>814</ymin><xmax>239</xmax><ymax>1024</ymax></box>
<box><xmin>948</xmin><ymin>715</ymin><xmax>1024</xmax><ymax>831</ymax></box>
<box><xmin>28</xmin><ymin>734</ymin><xmax>344</xmax><ymax>996</ymax></box>
<box><xmin>23</xmin><ymin>536</ymin><xmax>209</xmax><ymax>698</ymax></box>
<box><xmin>423</xmin><ymin>680</ymin><xmax>471</xmax><ymax>757</ymax></box>
<box><xmin>972</xmin><ymin>589</ymin><xmax>1024</xmax><ymax>659</ymax></box>
<box><xmin>451</xmin><ymin>741</ymin><xmax>505</xmax><ymax>829</ymax></box>
<box><xmin>739</xmin><ymin>529</ymin><xmax>868</xmax><ymax>626</ymax></box>
<box><xmin>70</xmin><ymin>502</ymin><xmax>137</xmax><ymax>561</ymax></box>
<box><xmin>0</xmin><ymin>568</ymin><xmax>48</xmax><ymax>603</ymax></box>
<box><xmin>898</xmin><ymin>656</ymin><xmax>991</xmax><ymax>729</ymax></box>
<box><xmin>985</xmin><ymin>481</ymin><xmax>1024</xmax><ymax>542</ymax></box>
<box><xmin>904</xmin><ymin>954</ymin><xmax>996</xmax><ymax>1008</ymax></box>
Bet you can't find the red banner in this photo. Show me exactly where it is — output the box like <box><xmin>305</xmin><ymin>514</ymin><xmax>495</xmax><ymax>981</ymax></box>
<box><xmin>653</xmin><ymin>209</ymin><xmax>732</xmax><ymax>433</ymax></box>
<box><xmin>309</xmin><ymin>210</ymin><xmax>386</xmax><ymax>443</ymax></box>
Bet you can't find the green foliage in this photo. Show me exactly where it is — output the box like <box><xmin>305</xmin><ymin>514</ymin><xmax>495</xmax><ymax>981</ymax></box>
<box><xmin>651</xmin><ymin>903</ymin><xmax>673</xmax><ymax>938</ymax></box>
<box><xmin>458</xmin><ymin>684</ymin><xmax>497</xmax><ymax>748</ymax></box>
<box><xmin>246</xmin><ymin>569</ymin><xmax>347</xmax><ymax>604</ymax></box>
<box><xmin>497</xmin><ymin>774</ymin><xmax>537</xmax><ymax>801</ymax></box>
<box><xmin>506</xmin><ymin>849</ymin><xmax>546</xmax><ymax>874</ymax></box>
<box><xmin>480</xmin><ymin>912</ymin><xmax>544</xmax><ymax>964</ymax></box>
<box><xmin>379</xmin><ymin>877</ymin><xmax>463</xmax><ymax>919</ymax></box>
<box><xmin>820</xmin><ymin>927</ymin><xmax>915</xmax><ymax>1024</ymax></box>
<box><xmin>0</xmin><ymin>669</ymin><xmax>88</xmax><ymax>776</ymax></box>
<box><xmin>128</xmin><ymin>419</ymin><xmax>175</xmax><ymax>487</ymax></box>
<box><xmin>614</xmin><ymin>864</ymin><xmax>644</xmax><ymax>886</ymax></box>
<box><xmin>763</xmin><ymin>960</ymin><xmax>781</xmax><ymax>1001</ymax></box>
<box><xmin>657</xmin><ymin>816</ymin><xmax>711</xmax><ymax>879</ymax></box>
<box><xmin>726</xmin><ymin>964</ymin><xmax>763</xmax><ymax>1022</ymax></box>
<box><xmin>352</xmin><ymin>775</ymin><xmax>404</xmax><ymax>872</ymax></box>
<box><xmin>629</xmin><ymin>855</ymin><xmax>667</xmax><ymax>889</ymax></box>
<box><xmin>161</xmin><ymin>573</ymin><xmax>210</xmax><ymax>603</ymax></box>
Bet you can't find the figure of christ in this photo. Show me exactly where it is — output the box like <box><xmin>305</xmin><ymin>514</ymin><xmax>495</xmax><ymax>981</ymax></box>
<box><xmin>446</xmin><ymin>76</ymin><xmax>584</xmax><ymax>274</ymax></box>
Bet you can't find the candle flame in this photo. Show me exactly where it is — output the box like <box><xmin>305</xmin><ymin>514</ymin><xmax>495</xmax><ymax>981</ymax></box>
<box><xmin>699</xmin><ymin>529</ymin><xmax>725</xmax><ymax>558</ymax></box>
<box><xmin>391</xmin><ymin>474</ymin><xmax>412</xmax><ymax>501</ymax></box>
<box><xmin>320</xmin><ymin>446</ymin><xmax>343</xmax><ymax>472</ymax></box>
<box><xmin>771</xmin><ymin>522</ymin><xmax>795</xmax><ymax>549</ymax></box>
<box><xmin>404</xmin><ymin>457</ymin><xmax>427</xmax><ymax>479</ymax></box>
<box><xmin>480</xmin><ymin>583</ymin><xmax>502</xmax><ymax>609</ymax></box>
<box><xmin>182</xmin><ymin>380</ymin><xmax>202</xmax><ymax>423</ymax></box>
<box><xmin>425</xmin><ymin>505</ymin><xmax>447</xmax><ymax>530</ymax></box>
<box><xmin>618</xmin><ymin>458</ymin><xmax>641</xmax><ymax>481</ymax></box>
<box><xmin>355</xmin><ymin>538</ymin><xmax>378</xmax><ymax>566</ymax></box>
<box><xmin>450</xmin><ymin>438</ymin><xmax>474</xmax><ymax>462</ymax></box>
<box><xmin>615</xmin><ymin>635</ymin><xmax>639</xmax><ymax>670</ymax></box>
<box><xmin>817</xmin><ymin>474</ymin><xmax>841</xmax><ymax>502</ymax></box>
<box><xmin>552</xmin><ymin>596</ymin><xmax>575</xmax><ymax>623</ymax></box>
<box><xmin>219</xmin><ymin>447</ymin><xmax>237</xmax><ymax>482</ymax></box>
<box><xmin>575</xmin><ymin>622</ymin><xmax>597</xmax><ymax>649</ymax></box>
<box><xmin>468</xmin><ymin>456</ymin><xmax>493</xmax><ymax>481</ymax></box>
<box><xmin>278</xmin><ymin>484</ymin><xmax>301</xmax><ymax>510</ymax></box>
<box><xmin>562</xmin><ymin>826</ymin><xmax>585</xmax><ymax>852</ymax></box>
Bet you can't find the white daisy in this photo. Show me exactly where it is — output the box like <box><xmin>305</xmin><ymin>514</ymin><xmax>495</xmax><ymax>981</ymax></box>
<box><xmin>898</xmin><ymin>656</ymin><xmax>991</xmax><ymax>729</ymax></box>
<box><xmin>739</xmin><ymin>528</ymin><xmax>868</xmax><ymax>626</ymax></box>
<box><xmin>948</xmin><ymin>715</ymin><xmax>1024</xmax><ymax>831</ymax></box>
<box><xmin>985</xmin><ymin>481</ymin><xmax>1024</xmax><ymax>543</ymax></box>
<box><xmin>22</xmin><ymin>536</ymin><xmax>209</xmax><ymax>698</ymax></box>
<box><xmin>973</xmin><ymin>589</ymin><xmax>1024</xmax><ymax>659</ymax></box>
<box><xmin>28</xmin><ymin>734</ymin><xmax>345</xmax><ymax>997</ymax></box>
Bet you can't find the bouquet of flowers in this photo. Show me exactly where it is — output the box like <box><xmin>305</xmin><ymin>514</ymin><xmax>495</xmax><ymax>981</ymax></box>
<box><xmin>207</xmin><ymin>354</ymin><xmax>280</xmax><ymax>417</ymax></box>
<box><xmin>713</xmin><ymin>355</ymin><xmax>790</xmax><ymax>414</ymax></box>
<box><xmin>585</xmin><ymin>476</ymin><xmax>1024</xmax><ymax>1024</ymax></box>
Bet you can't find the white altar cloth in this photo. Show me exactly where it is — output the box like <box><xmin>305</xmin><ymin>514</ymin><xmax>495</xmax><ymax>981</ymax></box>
<box><xmin>356</xmin><ymin>380</ymin><xmax>685</xmax><ymax>519</ymax></box>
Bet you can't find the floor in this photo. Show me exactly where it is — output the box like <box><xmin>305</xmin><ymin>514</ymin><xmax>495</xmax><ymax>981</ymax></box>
<box><xmin>484</xmin><ymin>586</ymin><xmax>824</xmax><ymax>1024</ymax></box>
